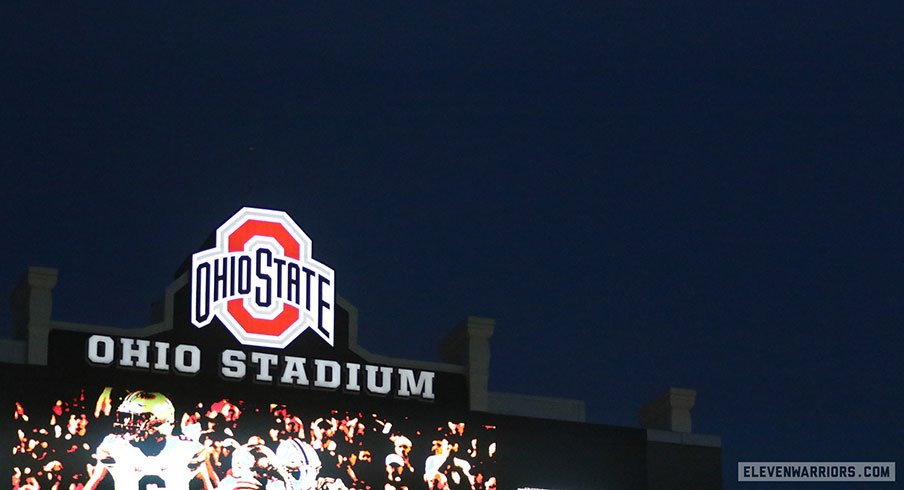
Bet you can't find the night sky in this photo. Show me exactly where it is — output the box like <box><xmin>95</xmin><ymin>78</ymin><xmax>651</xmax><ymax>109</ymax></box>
<box><xmin>2</xmin><ymin>3</ymin><xmax>901</xmax><ymax>487</ymax></box>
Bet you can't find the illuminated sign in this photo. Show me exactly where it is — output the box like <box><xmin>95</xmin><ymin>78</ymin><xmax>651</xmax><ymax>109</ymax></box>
<box><xmin>85</xmin><ymin>334</ymin><xmax>436</xmax><ymax>400</ymax></box>
<box><xmin>80</xmin><ymin>208</ymin><xmax>439</xmax><ymax>403</ymax></box>
<box><xmin>1</xmin><ymin>204</ymin><xmax>722</xmax><ymax>490</ymax></box>
<box><xmin>9</xmin><ymin>382</ymin><xmax>494</xmax><ymax>489</ymax></box>
<box><xmin>191</xmin><ymin>207</ymin><xmax>335</xmax><ymax>349</ymax></box>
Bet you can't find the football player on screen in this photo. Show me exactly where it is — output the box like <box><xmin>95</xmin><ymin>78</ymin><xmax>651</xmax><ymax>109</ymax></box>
<box><xmin>84</xmin><ymin>390</ymin><xmax>213</xmax><ymax>490</ymax></box>
<box><xmin>423</xmin><ymin>438</ymin><xmax>474</xmax><ymax>490</ymax></box>
<box><xmin>216</xmin><ymin>442</ymin><xmax>293</xmax><ymax>490</ymax></box>
<box><xmin>275</xmin><ymin>438</ymin><xmax>347</xmax><ymax>490</ymax></box>
<box><xmin>217</xmin><ymin>439</ymin><xmax>348</xmax><ymax>490</ymax></box>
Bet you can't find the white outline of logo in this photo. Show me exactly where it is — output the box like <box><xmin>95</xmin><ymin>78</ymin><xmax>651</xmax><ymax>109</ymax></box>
<box><xmin>191</xmin><ymin>207</ymin><xmax>335</xmax><ymax>349</ymax></box>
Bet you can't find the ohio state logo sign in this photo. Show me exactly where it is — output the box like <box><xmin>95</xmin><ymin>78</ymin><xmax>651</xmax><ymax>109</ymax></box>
<box><xmin>191</xmin><ymin>207</ymin><xmax>335</xmax><ymax>349</ymax></box>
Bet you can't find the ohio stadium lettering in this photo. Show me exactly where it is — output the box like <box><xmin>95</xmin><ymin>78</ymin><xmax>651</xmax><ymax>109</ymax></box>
<box><xmin>85</xmin><ymin>335</ymin><xmax>435</xmax><ymax>401</ymax></box>
<box><xmin>86</xmin><ymin>334</ymin><xmax>202</xmax><ymax>374</ymax></box>
<box><xmin>219</xmin><ymin>350</ymin><xmax>434</xmax><ymax>399</ymax></box>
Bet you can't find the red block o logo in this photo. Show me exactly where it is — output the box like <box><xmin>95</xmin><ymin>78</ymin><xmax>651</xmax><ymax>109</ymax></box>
<box><xmin>191</xmin><ymin>208</ymin><xmax>335</xmax><ymax>349</ymax></box>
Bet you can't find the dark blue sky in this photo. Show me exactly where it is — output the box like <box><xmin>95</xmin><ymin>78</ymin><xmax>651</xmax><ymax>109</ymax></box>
<box><xmin>2</xmin><ymin>2</ymin><xmax>901</xmax><ymax>487</ymax></box>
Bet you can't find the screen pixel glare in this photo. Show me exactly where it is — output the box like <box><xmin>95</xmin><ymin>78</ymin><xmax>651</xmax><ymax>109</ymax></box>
<box><xmin>10</xmin><ymin>386</ymin><xmax>498</xmax><ymax>489</ymax></box>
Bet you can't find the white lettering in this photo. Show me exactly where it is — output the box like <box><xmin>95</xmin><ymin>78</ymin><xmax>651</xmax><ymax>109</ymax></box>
<box><xmin>87</xmin><ymin>335</ymin><xmax>114</xmax><ymax>365</ymax></box>
<box><xmin>120</xmin><ymin>338</ymin><xmax>150</xmax><ymax>368</ymax></box>
<box><xmin>251</xmin><ymin>352</ymin><xmax>279</xmax><ymax>382</ymax></box>
<box><xmin>345</xmin><ymin>363</ymin><xmax>361</xmax><ymax>392</ymax></box>
<box><xmin>85</xmin><ymin>334</ymin><xmax>437</xmax><ymax>400</ymax></box>
<box><xmin>152</xmin><ymin>341</ymin><xmax>170</xmax><ymax>371</ymax></box>
<box><xmin>220</xmin><ymin>350</ymin><xmax>246</xmax><ymax>379</ymax></box>
<box><xmin>314</xmin><ymin>359</ymin><xmax>341</xmax><ymax>389</ymax></box>
<box><xmin>173</xmin><ymin>344</ymin><xmax>201</xmax><ymax>374</ymax></box>
<box><xmin>398</xmin><ymin>369</ymin><xmax>435</xmax><ymax>399</ymax></box>
<box><xmin>280</xmin><ymin>356</ymin><xmax>310</xmax><ymax>386</ymax></box>
<box><xmin>366</xmin><ymin>365</ymin><xmax>393</xmax><ymax>395</ymax></box>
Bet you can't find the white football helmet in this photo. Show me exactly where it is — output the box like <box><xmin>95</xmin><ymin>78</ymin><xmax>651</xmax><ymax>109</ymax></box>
<box><xmin>276</xmin><ymin>438</ymin><xmax>321</xmax><ymax>490</ymax></box>
<box><xmin>231</xmin><ymin>443</ymin><xmax>293</xmax><ymax>485</ymax></box>
<box><xmin>115</xmin><ymin>391</ymin><xmax>175</xmax><ymax>441</ymax></box>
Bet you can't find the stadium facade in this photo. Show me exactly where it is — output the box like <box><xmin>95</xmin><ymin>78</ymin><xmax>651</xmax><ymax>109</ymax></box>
<box><xmin>1</xmin><ymin>207</ymin><xmax>721</xmax><ymax>489</ymax></box>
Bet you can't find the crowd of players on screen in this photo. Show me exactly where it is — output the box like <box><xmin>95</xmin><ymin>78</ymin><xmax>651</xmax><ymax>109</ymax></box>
<box><xmin>12</xmin><ymin>388</ymin><xmax>498</xmax><ymax>489</ymax></box>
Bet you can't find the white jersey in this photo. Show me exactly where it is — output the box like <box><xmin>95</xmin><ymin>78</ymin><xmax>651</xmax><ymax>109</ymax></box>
<box><xmin>94</xmin><ymin>434</ymin><xmax>205</xmax><ymax>489</ymax></box>
<box><xmin>261</xmin><ymin>477</ymin><xmax>347</xmax><ymax>490</ymax></box>
<box><xmin>218</xmin><ymin>475</ymin><xmax>286</xmax><ymax>490</ymax></box>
